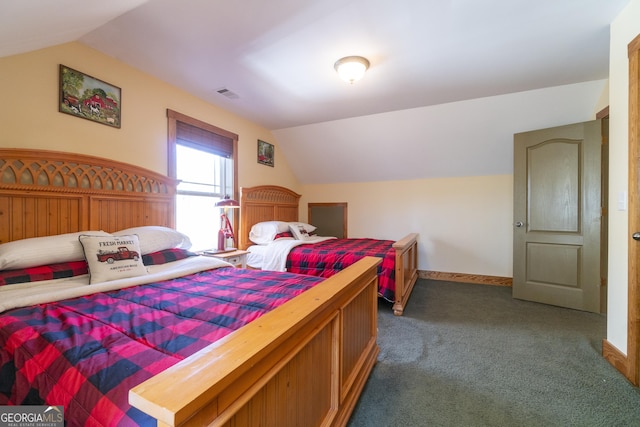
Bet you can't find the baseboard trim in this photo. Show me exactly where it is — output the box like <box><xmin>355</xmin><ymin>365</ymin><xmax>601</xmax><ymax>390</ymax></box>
<box><xmin>419</xmin><ymin>270</ymin><xmax>512</xmax><ymax>287</ymax></box>
<box><xmin>602</xmin><ymin>339</ymin><xmax>633</xmax><ymax>384</ymax></box>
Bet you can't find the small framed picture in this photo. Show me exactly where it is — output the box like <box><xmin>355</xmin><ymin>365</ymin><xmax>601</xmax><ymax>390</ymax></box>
<box><xmin>257</xmin><ymin>139</ymin><xmax>274</xmax><ymax>167</ymax></box>
<box><xmin>59</xmin><ymin>64</ymin><xmax>121</xmax><ymax>128</ymax></box>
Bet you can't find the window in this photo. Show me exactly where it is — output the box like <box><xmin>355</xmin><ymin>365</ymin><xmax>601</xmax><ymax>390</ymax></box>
<box><xmin>167</xmin><ymin>109</ymin><xmax>238</xmax><ymax>250</ymax></box>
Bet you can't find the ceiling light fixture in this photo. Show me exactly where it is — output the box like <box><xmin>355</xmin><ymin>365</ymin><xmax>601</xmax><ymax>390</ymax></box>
<box><xmin>334</xmin><ymin>56</ymin><xmax>370</xmax><ymax>84</ymax></box>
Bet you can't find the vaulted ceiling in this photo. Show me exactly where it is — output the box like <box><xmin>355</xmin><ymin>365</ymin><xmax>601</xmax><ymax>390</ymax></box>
<box><xmin>1</xmin><ymin>0</ymin><xmax>630</xmax><ymax>183</ymax></box>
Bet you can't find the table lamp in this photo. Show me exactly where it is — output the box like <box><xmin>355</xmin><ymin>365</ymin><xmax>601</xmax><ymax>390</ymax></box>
<box><xmin>215</xmin><ymin>196</ymin><xmax>239</xmax><ymax>251</ymax></box>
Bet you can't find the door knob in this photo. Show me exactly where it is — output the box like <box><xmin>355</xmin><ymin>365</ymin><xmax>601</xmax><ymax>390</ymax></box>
<box><xmin>515</xmin><ymin>221</ymin><xmax>524</xmax><ymax>228</ymax></box>
<box><xmin>633</xmin><ymin>232</ymin><xmax>640</xmax><ymax>241</ymax></box>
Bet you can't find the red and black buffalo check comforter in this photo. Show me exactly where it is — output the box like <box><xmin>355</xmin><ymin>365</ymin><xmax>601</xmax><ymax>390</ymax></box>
<box><xmin>0</xmin><ymin>267</ymin><xmax>322</xmax><ymax>426</ymax></box>
<box><xmin>286</xmin><ymin>238</ymin><xmax>396</xmax><ymax>302</ymax></box>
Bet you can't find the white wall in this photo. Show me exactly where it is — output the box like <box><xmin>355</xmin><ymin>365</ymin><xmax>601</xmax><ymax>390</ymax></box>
<box><xmin>607</xmin><ymin>0</ymin><xmax>640</xmax><ymax>354</ymax></box>
<box><xmin>298</xmin><ymin>81</ymin><xmax>608</xmax><ymax>277</ymax></box>
<box><xmin>276</xmin><ymin>80</ymin><xmax>607</xmax><ymax>184</ymax></box>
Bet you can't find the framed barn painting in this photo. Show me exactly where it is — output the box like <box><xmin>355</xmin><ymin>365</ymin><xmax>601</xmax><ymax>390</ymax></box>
<box><xmin>257</xmin><ymin>139</ymin><xmax>274</xmax><ymax>167</ymax></box>
<box><xmin>59</xmin><ymin>65</ymin><xmax>122</xmax><ymax>128</ymax></box>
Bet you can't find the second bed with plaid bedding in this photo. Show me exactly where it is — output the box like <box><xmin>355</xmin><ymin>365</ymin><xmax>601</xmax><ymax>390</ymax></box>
<box><xmin>285</xmin><ymin>238</ymin><xmax>396</xmax><ymax>302</ymax></box>
<box><xmin>0</xmin><ymin>266</ymin><xmax>323</xmax><ymax>426</ymax></box>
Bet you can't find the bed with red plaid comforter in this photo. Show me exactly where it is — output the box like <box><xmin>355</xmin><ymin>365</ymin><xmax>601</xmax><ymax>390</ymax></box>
<box><xmin>0</xmin><ymin>267</ymin><xmax>322</xmax><ymax>426</ymax></box>
<box><xmin>286</xmin><ymin>238</ymin><xmax>396</xmax><ymax>302</ymax></box>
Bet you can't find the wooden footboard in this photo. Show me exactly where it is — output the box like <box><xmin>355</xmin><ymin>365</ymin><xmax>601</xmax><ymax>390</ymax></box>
<box><xmin>392</xmin><ymin>233</ymin><xmax>419</xmax><ymax>316</ymax></box>
<box><xmin>129</xmin><ymin>257</ymin><xmax>381</xmax><ymax>427</ymax></box>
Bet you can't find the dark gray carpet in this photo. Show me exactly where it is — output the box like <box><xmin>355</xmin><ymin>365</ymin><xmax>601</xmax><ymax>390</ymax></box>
<box><xmin>347</xmin><ymin>279</ymin><xmax>640</xmax><ymax>427</ymax></box>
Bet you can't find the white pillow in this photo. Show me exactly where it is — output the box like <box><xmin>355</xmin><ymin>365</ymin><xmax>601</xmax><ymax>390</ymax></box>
<box><xmin>249</xmin><ymin>221</ymin><xmax>290</xmax><ymax>245</ymax></box>
<box><xmin>0</xmin><ymin>230</ymin><xmax>110</xmax><ymax>270</ymax></box>
<box><xmin>79</xmin><ymin>234</ymin><xmax>148</xmax><ymax>284</ymax></box>
<box><xmin>288</xmin><ymin>222</ymin><xmax>317</xmax><ymax>234</ymax></box>
<box><xmin>289</xmin><ymin>223</ymin><xmax>315</xmax><ymax>241</ymax></box>
<box><xmin>113</xmin><ymin>226</ymin><xmax>192</xmax><ymax>255</ymax></box>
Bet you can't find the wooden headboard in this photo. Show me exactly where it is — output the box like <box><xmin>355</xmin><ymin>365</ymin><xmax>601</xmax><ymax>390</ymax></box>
<box><xmin>239</xmin><ymin>185</ymin><xmax>300</xmax><ymax>250</ymax></box>
<box><xmin>0</xmin><ymin>149</ymin><xmax>177</xmax><ymax>244</ymax></box>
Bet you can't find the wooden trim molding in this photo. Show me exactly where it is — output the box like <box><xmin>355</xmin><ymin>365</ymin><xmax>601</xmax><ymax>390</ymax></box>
<box><xmin>625</xmin><ymin>31</ymin><xmax>640</xmax><ymax>386</ymax></box>
<box><xmin>596</xmin><ymin>106</ymin><xmax>610</xmax><ymax>120</ymax></box>
<box><xmin>0</xmin><ymin>149</ymin><xmax>175</xmax><ymax>195</ymax></box>
<box><xmin>419</xmin><ymin>270</ymin><xmax>512</xmax><ymax>287</ymax></box>
<box><xmin>602</xmin><ymin>339</ymin><xmax>629</xmax><ymax>379</ymax></box>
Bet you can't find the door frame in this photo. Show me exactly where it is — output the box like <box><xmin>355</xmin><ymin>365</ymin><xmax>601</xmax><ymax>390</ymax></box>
<box><xmin>628</xmin><ymin>32</ymin><xmax>640</xmax><ymax>386</ymax></box>
<box><xmin>602</xmin><ymin>32</ymin><xmax>640</xmax><ymax>386</ymax></box>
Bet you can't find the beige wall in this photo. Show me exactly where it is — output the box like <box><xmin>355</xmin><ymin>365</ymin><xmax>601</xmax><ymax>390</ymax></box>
<box><xmin>0</xmin><ymin>42</ymin><xmax>299</xmax><ymax>192</ymax></box>
<box><xmin>301</xmin><ymin>175</ymin><xmax>513</xmax><ymax>275</ymax></box>
<box><xmin>607</xmin><ymin>0</ymin><xmax>640</xmax><ymax>354</ymax></box>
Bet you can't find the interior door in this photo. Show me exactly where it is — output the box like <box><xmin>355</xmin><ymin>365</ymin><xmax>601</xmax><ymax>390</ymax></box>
<box><xmin>513</xmin><ymin>120</ymin><xmax>602</xmax><ymax>313</ymax></box>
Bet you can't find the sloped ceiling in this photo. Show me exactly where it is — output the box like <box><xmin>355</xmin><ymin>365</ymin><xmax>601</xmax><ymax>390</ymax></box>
<box><xmin>0</xmin><ymin>0</ymin><xmax>629</xmax><ymax>183</ymax></box>
<box><xmin>0</xmin><ymin>1</ymin><xmax>150</xmax><ymax>57</ymax></box>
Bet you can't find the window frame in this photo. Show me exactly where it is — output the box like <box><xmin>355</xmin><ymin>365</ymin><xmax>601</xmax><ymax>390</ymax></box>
<box><xmin>167</xmin><ymin>109</ymin><xmax>239</xmax><ymax>240</ymax></box>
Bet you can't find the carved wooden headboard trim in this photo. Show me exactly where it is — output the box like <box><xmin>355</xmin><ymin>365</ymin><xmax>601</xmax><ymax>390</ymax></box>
<box><xmin>239</xmin><ymin>185</ymin><xmax>301</xmax><ymax>250</ymax></box>
<box><xmin>0</xmin><ymin>149</ymin><xmax>177</xmax><ymax>243</ymax></box>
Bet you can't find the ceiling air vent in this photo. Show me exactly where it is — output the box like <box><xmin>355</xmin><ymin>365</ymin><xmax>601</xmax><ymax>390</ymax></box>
<box><xmin>216</xmin><ymin>87</ymin><xmax>239</xmax><ymax>99</ymax></box>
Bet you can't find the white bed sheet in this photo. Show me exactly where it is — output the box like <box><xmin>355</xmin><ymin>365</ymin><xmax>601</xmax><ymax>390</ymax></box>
<box><xmin>248</xmin><ymin>236</ymin><xmax>336</xmax><ymax>272</ymax></box>
<box><xmin>247</xmin><ymin>244</ymin><xmax>268</xmax><ymax>269</ymax></box>
<box><xmin>0</xmin><ymin>255</ymin><xmax>231</xmax><ymax>313</ymax></box>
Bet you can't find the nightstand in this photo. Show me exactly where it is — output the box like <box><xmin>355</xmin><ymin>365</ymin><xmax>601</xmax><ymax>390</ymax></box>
<box><xmin>199</xmin><ymin>249</ymin><xmax>249</xmax><ymax>268</ymax></box>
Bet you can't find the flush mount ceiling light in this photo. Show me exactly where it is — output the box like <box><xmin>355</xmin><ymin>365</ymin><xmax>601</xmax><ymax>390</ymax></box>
<box><xmin>334</xmin><ymin>56</ymin><xmax>370</xmax><ymax>84</ymax></box>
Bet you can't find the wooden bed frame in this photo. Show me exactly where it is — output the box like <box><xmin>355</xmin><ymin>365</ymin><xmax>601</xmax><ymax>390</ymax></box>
<box><xmin>0</xmin><ymin>149</ymin><xmax>177</xmax><ymax>241</ymax></box>
<box><xmin>0</xmin><ymin>149</ymin><xmax>380</xmax><ymax>426</ymax></box>
<box><xmin>239</xmin><ymin>185</ymin><xmax>419</xmax><ymax>316</ymax></box>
